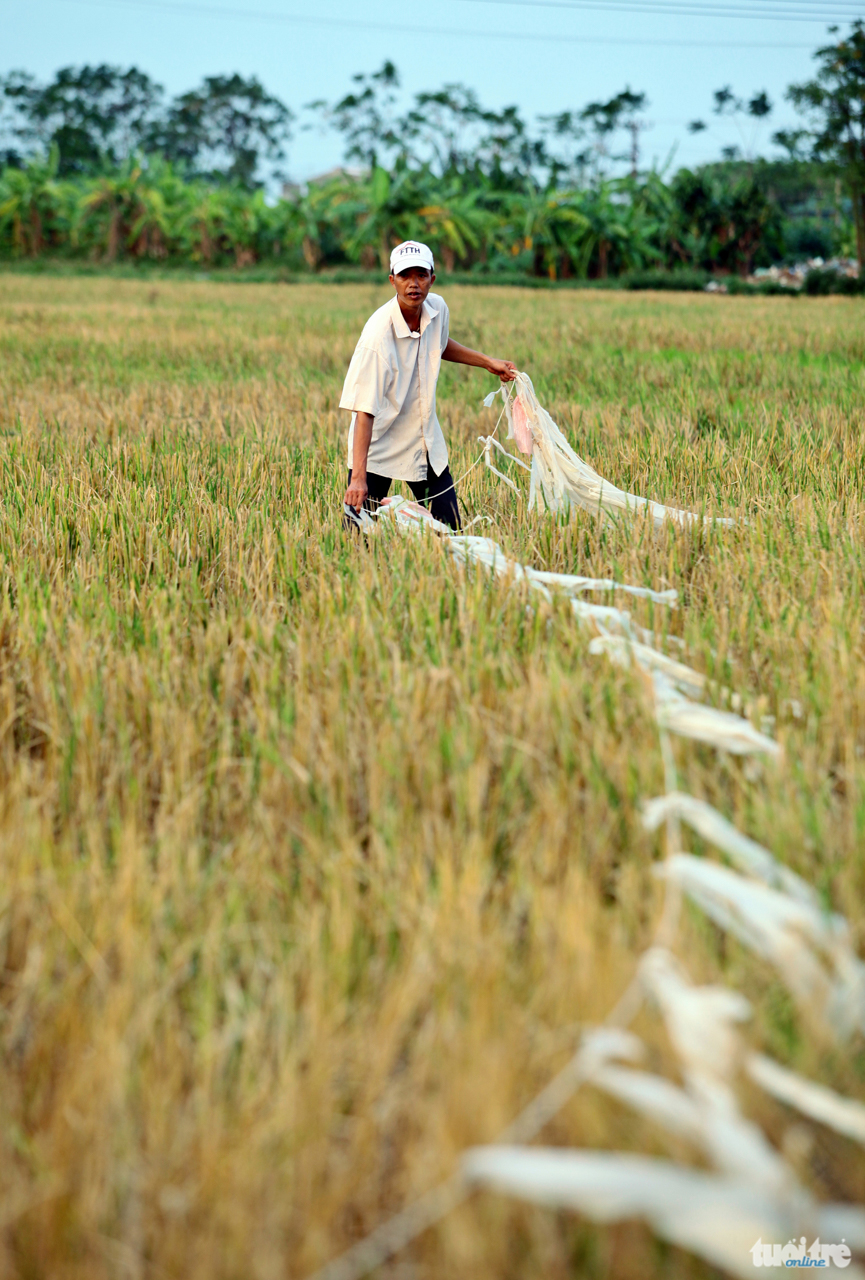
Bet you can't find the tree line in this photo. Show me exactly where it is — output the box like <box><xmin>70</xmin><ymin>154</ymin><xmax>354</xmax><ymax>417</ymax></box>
<box><xmin>0</xmin><ymin>22</ymin><xmax>862</xmax><ymax>277</ymax></box>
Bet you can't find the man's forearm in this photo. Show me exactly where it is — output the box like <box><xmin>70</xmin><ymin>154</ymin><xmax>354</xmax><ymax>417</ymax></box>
<box><xmin>442</xmin><ymin>338</ymin><xmax>493</xmax><ymax>371</ymax></box>
<box><xmin>351</xmin><ymin>411</ymin><xmax>375</xmax><ymax>477</ymax></box>
<box><xmin>345</xmin><ymin>411</ymin><xmax>375</xmax><ymax>510</ymax></box>
<box><xmin>441</xmin><ymin>340</ymin><xmax>517</xmax><ymax>383</ymax></box>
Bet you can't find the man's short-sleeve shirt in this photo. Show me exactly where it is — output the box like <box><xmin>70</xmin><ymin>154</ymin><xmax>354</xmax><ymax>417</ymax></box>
<box><xmin>340</xmin><ymin>293</ymin><xmax>450</xmax><ymax>482</ymax></box>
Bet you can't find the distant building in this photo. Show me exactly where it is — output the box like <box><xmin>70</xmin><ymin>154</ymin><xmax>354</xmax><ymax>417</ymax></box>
<box><xmin>281</xmin><ymin>166</ymin><xmax>369</xmax><ymax>201</ymax></box>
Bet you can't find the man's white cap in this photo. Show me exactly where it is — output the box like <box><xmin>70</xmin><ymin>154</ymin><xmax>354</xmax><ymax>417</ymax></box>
<box><xmin>390</xmin><ymin>240</ymin><xmax>435</xmax><ymax>275</ymax></box>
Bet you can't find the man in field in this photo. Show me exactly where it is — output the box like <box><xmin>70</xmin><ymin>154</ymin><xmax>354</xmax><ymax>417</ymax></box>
<box><xmin>341</xmin><ymin>240</ymin><xmax>517</xmax><ymax>530</ymax></box>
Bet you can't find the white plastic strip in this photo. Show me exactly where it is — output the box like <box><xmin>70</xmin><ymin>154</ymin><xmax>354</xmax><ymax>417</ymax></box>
<box><xmin>642</xmin><ymin>793</ymin><xmax>817</xmax><ymax>907</ymax></box>
<box><xmin>747</xmin><ymin>1053</ymin><xmax>865</xmax><ymax>1147</ymax></box>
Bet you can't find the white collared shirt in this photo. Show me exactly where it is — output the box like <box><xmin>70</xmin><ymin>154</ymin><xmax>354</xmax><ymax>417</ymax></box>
<box><xmin>340</xmin><ymin>293</ymin><xmax>450</xmax><ymax>482</ymax></box>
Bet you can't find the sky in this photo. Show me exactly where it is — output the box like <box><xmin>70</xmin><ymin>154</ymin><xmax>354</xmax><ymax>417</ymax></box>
<box><xmin>4</xmin><ymin>0</ymin><xmax>861</xmax><ymax>180</ymax></box>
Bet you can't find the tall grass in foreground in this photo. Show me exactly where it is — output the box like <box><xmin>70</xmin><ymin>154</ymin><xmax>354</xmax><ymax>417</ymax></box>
<box><xmin>0</xmin><ymin>275</ymin><xmax>864</xmax><ymax>1278</ymax></box>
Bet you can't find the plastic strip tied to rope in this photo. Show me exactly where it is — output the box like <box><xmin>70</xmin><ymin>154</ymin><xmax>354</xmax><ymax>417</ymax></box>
<box><xmin>483</xmin><ymin>372</ymin><xmax>734</xmax><ymax>530</ymax></box>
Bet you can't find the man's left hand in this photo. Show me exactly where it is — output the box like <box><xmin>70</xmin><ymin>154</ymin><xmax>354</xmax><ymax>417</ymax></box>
<box><xmin>487</xmin><ymin>358</ymin><xmax>518</xmax><ymax>383</ymax></box>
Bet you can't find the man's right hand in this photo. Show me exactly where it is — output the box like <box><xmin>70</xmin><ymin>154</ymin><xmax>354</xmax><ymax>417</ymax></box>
<box><xmin>345</xmin><ymin>473</ymin><xmax>369</xmax><ymax>511</ymax></box>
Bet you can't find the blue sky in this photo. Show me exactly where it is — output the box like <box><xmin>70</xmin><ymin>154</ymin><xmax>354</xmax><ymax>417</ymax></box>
<box><xmin>4</xmin><ymin>0</ymin><xmax>856</xmax><ymax>179</ymax></box>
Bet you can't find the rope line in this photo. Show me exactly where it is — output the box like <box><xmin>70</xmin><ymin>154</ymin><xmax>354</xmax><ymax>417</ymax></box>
<box><xmin>408</xmin><ymin>383</ymin><xmax>514</xmax><ymax>509</ymax></box>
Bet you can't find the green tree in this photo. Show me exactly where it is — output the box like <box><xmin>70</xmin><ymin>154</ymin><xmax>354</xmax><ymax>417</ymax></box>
<box><xmin>155</xmin><ymin>75</ymin><xmax>293</xmax><ymax>188</ymax></box>
<box><xmin>401</xmin><ymin>84</ymin><xmax>489</xmax><ymax>175</ymax></box>
<box><xmin>311</xmin><ymin>67</ymin><xmax>542</xmax><ymax>185</ymax></box>
<box><xmin>1</xmin><ymin>65</ymin><xmax>163</xmax><ymax>175</ymax></box>
<box><xmin>468</xmin><ymin>103</ymin><xmax>544</xmax><ymax>185</ymax></box>
<box><xmin>311</xmin><ymin>61</ymin><xmax>403</xmax><ymax>170</ymax></box>
<box><xmin>787</xmin><ymin>21</ymin><xmax>865</xmax><ymax>267</ymax></box>
<box><xmin>536</xmin><ymin>111</ymin><xmax>591</xmax><ymax>189</ymax></box>
<box><xmin>688</xmin><ymin>85</ymin><xmax>773</xmax><ymax>168</ymax></box>
<box><xmin>580</xmin><ymin>88</ymin><xmax>648</xmax><ymax>180</ymax></box>
<box><xmin>667</xmin><ymin>169</ymin><xmax>782</xmax><ymax>275</ymax></box>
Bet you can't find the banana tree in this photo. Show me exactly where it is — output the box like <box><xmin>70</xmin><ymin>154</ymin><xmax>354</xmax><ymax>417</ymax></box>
<box><xmin>289</xmin><ymin>175</ymin><xmax>355</xmax><ymax>269</ymax></box>
<box><xmin>77</xmin><ymin>159</ymin><xmax>153</xmax><ymax>260</ymax></box>
<box><xmin>502</xmin><ymin>185</ymin><xmax>592</xmax><ymax>279</ymax></box>
<box><xmin>568</xmin><ymin>180</ymin><xmax>659</xmax><ymax>278</ymax></box>
<box><xmin>666</xmin><ymin>169</ymin><xmax>782</xmax><ymax>274</ymax></box>
<box><xmin>341</xmin><ymin>164</ymin><xmax>415</xmax><ymax>270</ymax></box>
<box><xmin>177</xmin><ymin>185</ymin><xmax>231</xmax><ymax>263</ymax></box>
<box><xmin>127</xmin><ymin>159</ymin><xmax>192</xmax><ymax>258</ymax></box>
<box><xmin>0</xmin><ymin>146</ymin><xmax>67</xmax><ymax>256</ymax></box>
<box><xmin>415</xmin><ymin>181</ymin><xmax>492</xmax><ymax>271</ymax></box>
<box><xmin>220</xmin><ymin>185</ymin><xmax>272</xmax><ymax>266</ymax></box>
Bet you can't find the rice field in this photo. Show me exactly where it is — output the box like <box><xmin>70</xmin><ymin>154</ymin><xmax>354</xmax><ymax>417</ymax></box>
<box><xmin>1</xmin><ymin>273</ymin><xmax>865</xmax><ymax>1279</ymax></box>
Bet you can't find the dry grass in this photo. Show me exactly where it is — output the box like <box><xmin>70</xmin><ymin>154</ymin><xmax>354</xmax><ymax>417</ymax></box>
<box><xmin>0</xmin><ymin>274</ymin><xmax>864</xmax><ymax>1279</ymax></box>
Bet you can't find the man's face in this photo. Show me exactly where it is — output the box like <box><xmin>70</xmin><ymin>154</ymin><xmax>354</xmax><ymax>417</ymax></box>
<box><xmin>389</xmin><ymin>265</ymin><xmax>435</xmax><ymax>308</ymax></box>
